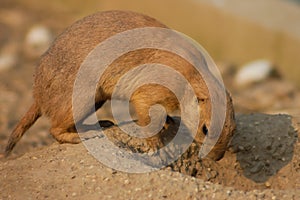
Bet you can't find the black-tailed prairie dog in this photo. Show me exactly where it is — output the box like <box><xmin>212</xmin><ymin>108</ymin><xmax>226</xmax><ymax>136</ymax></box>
<box><xmin>2</xmin><ymin>10</ymin><xmax>236</xmax><ymax>160</ymax></box>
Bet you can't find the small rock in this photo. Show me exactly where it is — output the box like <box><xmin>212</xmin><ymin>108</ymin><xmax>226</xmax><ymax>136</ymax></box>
<box><xmin>103</xmin><ymin>177</ymin><xmax>109</xmax><ymax>181</ymax></box>
<box><xmin>24</xmin><ymin>25</ymin><xmax>52</xmax><ymax>57</ymax></box>
<box><xmin>265</xmin><ymin>181</ymin><xmax>271</xmax><ymax>187</ymax></box>
<box><xmin>112</xmin><ymin>170</ymin><xmax>117</xmax><ymax>175</ymax></box>
<box><xmin>238</xmin><ymin>146</ymin><xmax>245</xmax><ymax>151</ymax></box>
<box><xmin>105</xmin><ymin>167</ymin><xmax>114</xmax><ymax>174</ymax></box>
<box><xmin>226</xmin><ymin>190</ymin><xmax>232</xmax><ymax>196</ymax></box>
<box><xmin>234</xmin><ymin>60</ymin><xmax>273</xmax><ymax>86</ymax></box>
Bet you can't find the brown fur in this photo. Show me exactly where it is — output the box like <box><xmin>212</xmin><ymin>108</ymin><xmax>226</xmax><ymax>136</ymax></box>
<box><xmin>3</xmin><ymin>10</ymin><xmax>235</xmax><ymax>160</ymax></box>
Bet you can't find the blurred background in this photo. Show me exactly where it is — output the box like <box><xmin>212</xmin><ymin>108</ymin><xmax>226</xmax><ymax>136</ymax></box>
<box><xmin>0</xmin><ymin>0</ymin><xmax>299</xmax><ymax>154</ymax></box>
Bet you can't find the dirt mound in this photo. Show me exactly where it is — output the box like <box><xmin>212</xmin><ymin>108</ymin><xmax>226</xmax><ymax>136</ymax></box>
<box><xmin>0</xmin><ymin>114</ymin><xmax>299</xmax><ymax>199</ymax></box>
<box><xmin>172</xmin><ymin>113</ymin><xmax>299</xmax><ymax>191</ymax></box>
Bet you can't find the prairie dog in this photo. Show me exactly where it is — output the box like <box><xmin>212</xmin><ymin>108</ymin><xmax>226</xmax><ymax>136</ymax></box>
<box><xmin>2</xmin><ymin>10</ymin><xmax>236</xmax><ymax>160</ymax></box>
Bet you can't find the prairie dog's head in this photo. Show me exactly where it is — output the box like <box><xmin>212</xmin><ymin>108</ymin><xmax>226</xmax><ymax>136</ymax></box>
<box><xmin>195</xmin><ymin>90</ymin><xmax>236</xmax><ymax>161</ymax></box>
<box><xmin>180</xmin><ymin>76</ymin><xmax>235</xmax><ymax>161</ymax></box>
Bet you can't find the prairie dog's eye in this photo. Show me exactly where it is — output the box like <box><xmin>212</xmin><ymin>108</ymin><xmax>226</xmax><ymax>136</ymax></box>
<box><xmin>202</xmin><ymin>124</ymin><xmax>208</xmax><ymax>136</ymax></box>
<box><xmin>197</xmin><ymin>97</ymin><xmax>205</xmax><ymax>103</ymax></box>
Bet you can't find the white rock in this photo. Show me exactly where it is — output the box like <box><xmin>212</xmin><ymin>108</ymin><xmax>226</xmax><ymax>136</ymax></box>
<box><xmin>234</xmin><ymin>60</ymin><xmax>273</xmax><ymax>86</ymax></box>
<box><xmin>24</xmin><ymin>25</ymin><xmax>52</xmax><ymax>57</ymax></box>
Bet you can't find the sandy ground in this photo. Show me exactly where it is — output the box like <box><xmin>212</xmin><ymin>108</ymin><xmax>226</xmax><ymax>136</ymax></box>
<box><xmin>0</xmin><ymin>1</ymin><xmax>300</xmax><ymax>199</ymax></box>
<box><xmin>0</xmin><ymin>113</ymin><xmax>299</xmax><ymax>199</ymax></box>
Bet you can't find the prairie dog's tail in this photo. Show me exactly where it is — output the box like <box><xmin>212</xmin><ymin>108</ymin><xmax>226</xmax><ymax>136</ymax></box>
<box><xmin>3</xmin><ymin>102</ymin><xmax>41</xmax><ymax>157</ymax></box>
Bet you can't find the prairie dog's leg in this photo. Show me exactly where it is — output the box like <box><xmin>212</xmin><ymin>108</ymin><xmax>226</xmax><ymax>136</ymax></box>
<box><xmin>50</xmin><ymin>100</ymin><xmax>107</xmax><ymax>143</ymax></box>
<box><xmin>50</xmin><ymin>127</ymin><xmax>81</xmax><ymax>144</ymax></box>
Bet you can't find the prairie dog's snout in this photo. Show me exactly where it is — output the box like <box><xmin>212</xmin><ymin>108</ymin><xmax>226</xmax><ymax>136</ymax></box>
<box><xmin>2</xmin><ymin>10</ymin><xmax>236</xmax><ymax>161</ymax></box>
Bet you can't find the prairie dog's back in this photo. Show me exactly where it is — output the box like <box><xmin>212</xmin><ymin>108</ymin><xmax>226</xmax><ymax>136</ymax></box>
<box><xmin>34</xmin><ymin>10</ymin><xmax>168</xmax><ymax>116</ymax></box>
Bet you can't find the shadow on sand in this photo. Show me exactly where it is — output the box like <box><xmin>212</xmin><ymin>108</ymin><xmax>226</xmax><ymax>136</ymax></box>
<box><xmin>231</xmin><ymin>113</ymin><xmax>298</xmax><ymax>183</ymax></box>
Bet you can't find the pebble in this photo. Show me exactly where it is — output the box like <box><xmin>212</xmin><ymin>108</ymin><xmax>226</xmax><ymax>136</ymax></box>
<box><xmin>226</xmin><ymin>190</ymin><xmax>232</xmax><ymax>196</ymax></box>
<box><xmin>265</xmin><ymin>181</ymin><xmax>271</xmax><ymax>187</ymax></box>
<box><xmin>24</xmin><ymin>25</ymin><xmax>52</xmax><ymax>57</ymax></box>
<box><xmin>88</xmin><ymin>165</ymin><xmax>94</xmax><ymax>169</ymax></box>
<box><xmin>103</xmin><ymin>177</ymin><xmax>109</xmax><ymax>181</ymax></box>
<box><xmin>238</xmin><ymin>146</ymin><xmax>245</xmax><ymax>151</ymax></box>
<box><xmin>234</xmin><ymin>60</ymin><xmax>273</xmax><ymax>86</ymax></box>
<box><xmin>105</xmin><ymin>167</ymin><xmax>114</xmax><ymax>174</ymax></box>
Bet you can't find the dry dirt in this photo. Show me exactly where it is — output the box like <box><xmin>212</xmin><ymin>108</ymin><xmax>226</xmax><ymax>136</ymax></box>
<box><xmin>0</xmin><ymin>113</ymin><xmax>299</xmax><ymax>199</ymax></box>
<box><xmin>0</xmin><ymin>1</ymin><xmax>300</xmax><ymax>199</ymax></box>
